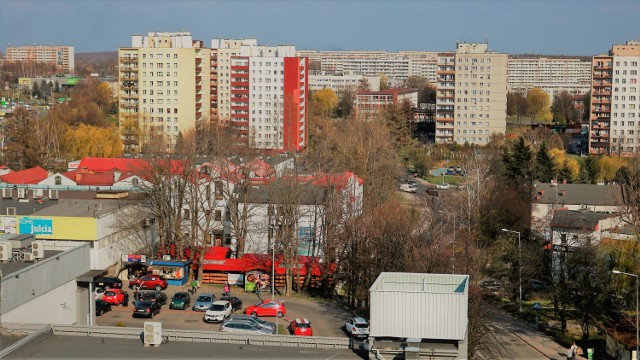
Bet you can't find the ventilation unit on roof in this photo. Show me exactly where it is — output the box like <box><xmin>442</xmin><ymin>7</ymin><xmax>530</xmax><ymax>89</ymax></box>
<box><xmin>17</xmin><ymin>188</ymin><xmax>26</xmax><ymax>199</ymax></box>
<box><xmin>2</xmin><ymin>188</ymin><xmax>11</xmax><ymax>198</ymax></box>
<box><xmin>0</xmin><ymin>242</ymin><xmax>12</xmax><ymax>261</ymax></box>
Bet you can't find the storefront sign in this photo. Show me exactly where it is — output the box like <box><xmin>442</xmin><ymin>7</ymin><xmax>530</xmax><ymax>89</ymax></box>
<box><xmin>121</xmin><ymin>254</ymin><xmax>147</xmax><ymax>263</ymax></box>
<box><xmin>203</xmin><ymin>259</ymin><xmax>226</xmax><ymax>265</ymax></box>
<box><xmin>19</xmin><ymin>217</ymin><xmax>53</xmax><ymax>235</ymax></box>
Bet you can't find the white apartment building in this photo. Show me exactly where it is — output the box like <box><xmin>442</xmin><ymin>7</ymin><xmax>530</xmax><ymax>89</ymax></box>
<box><xmin>212</xmin><ymin>39</ymin><xmax>308</xmax><ymax>152</ymax></box>
<box><xmin>589</xmin><ymin>41</ymin><xmax>640</xmax><ymax>155</ymax></box>
<box><xmin>436</xmin><ymin>43</ymin><xmax>508</xmax><ymax>145</ymax></box>
<box><xmin>5</xmin><ymin>45</ymin><xmax>75</xmax><ymax>73</ymax></box>
<box><xmin>118</xmin><ymin>32</ymin><xmax>210</xmax><ymax>153</ymax></box>
<box><xmin>297</xmin><ymin>50</ymin><xmax>438</xmax><ymax>82</ymax></box>
<box><xmin>508</xmin><ymin>57</ymin><xmax>592</xmax><ymax>99</ymax></box>
<box><xmin>309</xmin><ymin>71</ymin><xmax>380</xmax><ymax>92</ymax></box>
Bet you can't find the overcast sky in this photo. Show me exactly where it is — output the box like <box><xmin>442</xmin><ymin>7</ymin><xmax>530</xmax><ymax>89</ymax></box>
<box><xmin>1</xmin><ymin>0</ymin><xmax>639</xmax><ymax>55</ymax></box>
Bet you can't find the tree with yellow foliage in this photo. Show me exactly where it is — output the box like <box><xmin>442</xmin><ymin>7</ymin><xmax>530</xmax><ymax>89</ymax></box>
<box><xmin>598</xmin><ymin>155</ymin><xmax>625</xmax><ymax>182</ymax></box>
<box><xmin>527</xmin><ymin>88</ymin><xmax>553</xmax><ymax>123</ymax></box>
<box><xmin>311</xmin><ymin>88</ymin><xmax>338</xmax><ymax>117</ymax></box>
<box><xmin>64</xmin><ymin>124</ymin><xmax>123</xmax><ymax>159</ymax></box>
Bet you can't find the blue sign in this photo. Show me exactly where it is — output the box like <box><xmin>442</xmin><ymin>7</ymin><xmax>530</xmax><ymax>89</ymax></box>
<box><xmin>19</xmin><ymin>217</ymin><xmax>53</xmax><ymax>235</ymax></box>
<box><xmin>532</xmin><ymin>302</ymin><xmax>541</xmax><ymax>310</ymax></box>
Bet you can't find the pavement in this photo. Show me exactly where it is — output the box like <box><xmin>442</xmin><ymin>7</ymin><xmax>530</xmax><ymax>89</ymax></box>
<box><xmin>487</xmin><ymin>307</ymin><xmax>573</xmax><ymax>360</ymax></box>
<box><xmin>97</xmin><ymin>280</ymin><xmax>354</xmax><ymax>337</ymax></box>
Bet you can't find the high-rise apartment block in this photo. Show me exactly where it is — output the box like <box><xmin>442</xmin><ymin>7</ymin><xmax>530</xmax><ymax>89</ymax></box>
<box><xmin>5</xmin><ymin>45</ymin><xmax>74</xmax><ymax>73</ymax></box>
<box><xmin>297</xmin><ymin>50</ymin><xmax>438</xmax><ymax>83</ymax></box>
<box><xmin>118</xmin><ymin>32</ymin><xmax>307</xmax><ymax>153</ymax></box>
<box><xmin>508</xmin><ymin>57</ymin><xmax>591</xmax><ymax>98</ymax></box>
<box><xmin>589</xmin><ymin>41</ymin><xmax>640</xmax><ymax>156</ymax></box>
<box><xmin>435</xmin><ymin>43</ymin><xmax>508</xmax><ymax>145</ymax></box>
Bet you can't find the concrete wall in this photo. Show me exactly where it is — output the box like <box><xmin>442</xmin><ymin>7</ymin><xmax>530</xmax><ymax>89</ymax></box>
<box><xmin>1</xmin><ymin>243</ymin><xmax>90</xmax><ymax>323</ymax></box>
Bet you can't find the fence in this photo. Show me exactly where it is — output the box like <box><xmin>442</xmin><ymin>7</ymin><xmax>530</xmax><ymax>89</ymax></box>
<box><xmin>51</xmin><ymin>325</ymin><xmax>350</xmax><ymax>349</ymax></box>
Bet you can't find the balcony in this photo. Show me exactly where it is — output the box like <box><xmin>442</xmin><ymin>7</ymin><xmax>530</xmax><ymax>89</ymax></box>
<box><xmin>120</xmin><ymin>57</ymin><xmax>138</xmax><ymax>63</ymax></box>
<box><xmin>196</xmin><ymin>67</ymin><xmax>202</xmax><ymax>72</ymax></box>
<box><xmin>121</xmin><ymin>84</ymin><xmax>138</xmax><ymax>90</ymax></box>
<box><xmin>120</xmin><ymin>102</ymin><xmax>139</xmax><ymax>109</ymax></box>
<box><xmin>231</xmin><ymin>65</ymin><xmax>249</xmax><ymax>71</ymax></box>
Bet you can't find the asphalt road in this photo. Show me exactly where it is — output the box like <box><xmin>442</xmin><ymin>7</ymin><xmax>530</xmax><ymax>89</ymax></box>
<box><xmin>5</xmin><ymin>333</ymin><xmax>364</xmax><ymax>360</ymax></box>
<box><xmin>97</xmin><ymin>282</ymin><xmax>354</xmax><ymax>337</ymax></box>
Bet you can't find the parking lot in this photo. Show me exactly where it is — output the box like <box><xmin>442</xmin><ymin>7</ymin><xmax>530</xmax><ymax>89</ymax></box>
<box><xmin>97</xmin><ymin>281</ymin><xmax>353</xmax><ymax>337</ymax></box>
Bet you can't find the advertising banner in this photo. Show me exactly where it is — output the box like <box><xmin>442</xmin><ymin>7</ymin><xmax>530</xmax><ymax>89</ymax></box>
<box><xmin>18</xmin><ymin>217</ymin><xmax>53</xmax><ymax>235</ymax></box>
<box><xmin>18</xmin><ymin>78</ymin><xmax>31</xmax><ymax>85</ymax></box>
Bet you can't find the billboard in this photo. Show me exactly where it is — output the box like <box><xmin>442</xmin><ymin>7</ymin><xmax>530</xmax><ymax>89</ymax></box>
<box><xmin>66</xmin><ymin>78</ymin><xmax>79</xmax><ymax>85</ymax></box>
<box><xmin>18</xmin><ymin>78</ymin><xmax>31</xmax><ymax>85</ymax></box>
<box><xmin>19</xmin><ymin>217</ymin><xmax>53</xmax><ymax>235</ymax></box>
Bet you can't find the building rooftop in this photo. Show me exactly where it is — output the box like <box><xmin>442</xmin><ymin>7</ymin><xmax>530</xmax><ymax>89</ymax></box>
<box><xmin>0</xmin><ymin>250</ymin><xmax>64</xmax><ymax>277</ymax></box>
<box><xmin>31</xmin><ymin>199</ymin><xmax>131</xmax><ymax>217</ymax></box>
<box><xmin>533</xmin><ymin>182</ymin><xmax>620</xmax><ymax>206</ymax></box>
<box><xmin>550</xmin><ymin>210</ymin><xmax>617</xmax><ymax>230</ymax></box>
<box><xmin>0</xmin><ymin>167</ymin><xmax>48</xmax><ymax>184</ymax></box>
<box><xmin>370</xmin><ymin>272</ymin><xmax>468</xmax><ymax>294</ymax></box>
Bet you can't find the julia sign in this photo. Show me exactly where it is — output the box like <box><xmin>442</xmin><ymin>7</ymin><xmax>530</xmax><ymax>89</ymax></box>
<box><xmin>19</xmin><ymin>217</ymin><xmax>53</xmax><ymax>235</ymax></box>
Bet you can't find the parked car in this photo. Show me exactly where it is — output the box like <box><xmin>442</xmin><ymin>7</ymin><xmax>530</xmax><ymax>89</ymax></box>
<box><xmin>94</xmin><ymin>276</ymin><xmax>122</xmax><ymax>289</ymax></box>
<box><xmin>95</xmin><ymin>299</ymin><xmax>112</xmax><ymax>316</ymax></box>
<box><xmin>192</xmin><ymin>294</ymin><xmax>215</xmax><ymax>311</ymax></box>
<box><xmin>220</xmin><ymin>319</ymin><xmax>276</xmax><ymax>335</ymax></box>
<box><xmin>140</xmin><ymin>291</ymin><xmax>168</xmax><ymax>306</ymax></box>
<box><xmin>204</xmin><ymin>300</ymin><xmax>233</xmax><ymax>323</ymax></box>
<box><xmin>436</xmin><ymin>183</ymin><xmax>451</xmax><ymax>190</ymax></box>
<box><xmin>244</xmin><ymin>299</ymin><xmax>286</xmax><ymax>317</ymax></box>
<box><xmin>94</xmin><ymin>287</ymin><xmax>106</xmax><ymax>300</ymax></box>
<box><xmin>226</xmin><ymin>315</ymin><xmax>276</xmax><ymax>332</ymax></box>
<box><xmin>400</xmin><ymin>183</ymin><xmax>417</xmax><ymax>193</ymax></box>
<box><xmin>132</xmin><ymin>301</ymin><xmax>161</xmax><ymax>318</ymax></box>
<box><xmin>102</xmin><ymin>289</ymin><xmax>125</xmax><ymax>305</ymax></box>
<box><xmin>220</xmin><ymin>296</ymin><xmax>243</xmax><ymax>312</ymax></box>
<box><xmin>289</xmin><ymin>318</ymin><xmax>313</xmax><ymax>336</ymax></box>
<box><xmin>169</xmin><ymin>292</ymin><xmax>191</xmax><ymax>310</ymax></box>
<box><xmin>479</xmin><ymin>278</ymin><xmax>503</xmax><ymax>298</ymax></box>
<box><xmin>128</xmin><ymin>275</ymin><xmax>168</xmax><ymax>291</ymax></box>
<box><xmin>345</xmin><ymin>317</ymin><xmax>370</xmax><ymax>338</ymax></box>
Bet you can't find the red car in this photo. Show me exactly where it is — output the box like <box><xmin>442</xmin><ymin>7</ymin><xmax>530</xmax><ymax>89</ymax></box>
<box><xmin>289</xmin><ymin>318</ymin><xmax>313</xmax><ymax>336</ymax></box>
<box><xmin>102</xmin><ymin>289</ymin><xmax>125</xmax><ymax>305</ymax></box>
<box><xmin>244</xmin><ymin>300</ymin><xmax>286</xmax><ymax>317</ymax></box>
<box><xmin>128</xmin><ymin>275</ymin><xmax>168</xmax><ymax>291</ymax></box>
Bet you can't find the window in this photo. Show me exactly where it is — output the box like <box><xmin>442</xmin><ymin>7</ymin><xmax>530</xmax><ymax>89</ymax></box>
<box><xmin>55</xmin><ymin>176</ymin><xmax>62</xmax><ymax>185</ymax></box>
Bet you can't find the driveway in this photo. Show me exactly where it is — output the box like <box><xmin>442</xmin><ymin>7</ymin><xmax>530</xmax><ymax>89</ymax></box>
<box><xmin>97</xmin><ymin>281</ymin><xmax>353</xmax><ymax>337</ymax></box>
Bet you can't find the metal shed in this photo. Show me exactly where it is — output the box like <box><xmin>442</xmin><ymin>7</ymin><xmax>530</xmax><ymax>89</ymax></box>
<box><xmin>369</xmin><ymin>272</ymin><xmax>469</xmax><ymax>359</ymax></box>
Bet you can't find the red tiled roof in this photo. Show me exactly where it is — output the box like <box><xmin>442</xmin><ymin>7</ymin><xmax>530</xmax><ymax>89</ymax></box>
<box><xmin>0</xmin><ymin>166</ymin><xmax>48</xmax><ymax>184</ymax></box>
<box><xmin>78</xmin><ymin>157</ymin><xmax>150</xmax><ymax>173</ymax></box>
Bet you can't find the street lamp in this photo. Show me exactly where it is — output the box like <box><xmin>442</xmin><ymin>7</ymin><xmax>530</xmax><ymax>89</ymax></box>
<box><xmin>501</xmin><ymin>228</ymin><xmax>522</xmax><ymax>313</ymax></box>
<box><xmin>612</xmin><ymin>270</ymin><xmax>639</xmax><ymax>359</ymax></box>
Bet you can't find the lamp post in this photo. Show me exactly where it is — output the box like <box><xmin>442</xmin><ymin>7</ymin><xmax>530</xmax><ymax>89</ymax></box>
<box><xmin>613</xmin><ymin>270</ymin><xmax>639</xmax><ymax>359</ymax></box>
<box><xmin>501</xmin><ymin>228</ymin><xmax>522</xmax><ymax>313</ymax></box>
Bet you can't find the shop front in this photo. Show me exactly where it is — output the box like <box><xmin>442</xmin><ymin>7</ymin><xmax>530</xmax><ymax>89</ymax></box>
<box><xmin>146</xmin><ymin>259</ymin><xmax>192</xmax><ymax>286</ymax></box>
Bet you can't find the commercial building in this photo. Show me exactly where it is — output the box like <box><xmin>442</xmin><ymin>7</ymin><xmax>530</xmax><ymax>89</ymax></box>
<box><xmin>5</xmin><ymin>45</ymin><xmax>74</xmax><ymax>73</ymax></box>
<box><xmin>435</xmin><ymin>42</ymin><xmax>508</xmax><ymax>145</ymax></box>
<box><xmin>588</xmin><ymin>40</ymin><xmax>640</xmax><ymax>155</ymax></box>
<box><xmin>118</xmin><ymin>33</ymin><xmax>308</xmax><ymax>153</ymax></box>
<box><xmin>356</xmin><ymin>88</ymin><xmax>418</xmax><ymax>121</ymax></box>
<box><xmin>508</xmin><ymin>57</ymin><xmax>592</xmax><ymax>98</ymax></box>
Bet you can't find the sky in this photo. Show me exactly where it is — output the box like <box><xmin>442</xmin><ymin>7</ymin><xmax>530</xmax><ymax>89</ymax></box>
<box><xmin>1</xmin><ymin>0</ymin><xmax>639</xmax><ymax>56</ymax></box>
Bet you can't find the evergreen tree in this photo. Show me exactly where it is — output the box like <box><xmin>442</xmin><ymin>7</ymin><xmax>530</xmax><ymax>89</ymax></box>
<box><xmin>584</xmin><ymin>156</ymin><xmax>600</xmax><ymax>184</ymax></box>
<box><xmin>536</xmin><ymin>142</ymin><xmax>556</xmax><ymax>182</ymax></box>
<box><xmin>577</xmin><ymin>165</ymin><xmax>591</xmax><ymax>184</ymax></box>
<box><xmin>503</xmin><ymin>137</ymin><xmax>533</xmax><ymax>185</ymax></box>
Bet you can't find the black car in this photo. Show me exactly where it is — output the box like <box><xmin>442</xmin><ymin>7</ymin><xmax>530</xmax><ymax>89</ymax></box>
<box><xmin>140</xmin><ymin>291</ymin><xmax>168</xmax><ymax>306</ymax></box>
<box><xmin>95</xmin><ymin>299</ymin><xmax>112</xmax><ymax>316</ymax></box>
<box><xmin>94</xmin><ymin>276</ymin><xmax>123</xmax><ymax>289</ymax></box>
<box><xmin>132</xmin><ymin>301</ymin><xmax>161</xmax><ymax>318</ymax></box>
<box><xmin>220</xmin><ymin>296</ymin><xmax>243</xmax><ymax>312</ymax></box>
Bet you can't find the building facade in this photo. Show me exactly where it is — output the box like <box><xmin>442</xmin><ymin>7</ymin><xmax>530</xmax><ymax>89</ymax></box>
<box><xmin>435</xmin><ymin>43</ymin><xmax>508</xmax><ymax>145</ymax></box>
<box><xmin>588</xmin><ymin>41</ymin><xmax>640</xmax><ymax>155</ymax></box>
<box><xmin>5</xmin><ymin>45</ymin><xmax>75</xmax><ymax>73</ymax></box>
<box><xmin>356</xmin><ymin>88</ymin><xmax>418</xmax><ymax>121</ymax></box>
<box><xmin>508</xmin><ymin>57</ymin><xmax>592</xmax><ymax>99</ymax></box>
<box><xmin>309</xmin><ymin>71</ymin><xmax>380</xmax><ymax>93</ymax></box>
<box><xmin>119</xmin><ymin>33</ymin><xmax>308</xmax><ymax>153</ymax></box>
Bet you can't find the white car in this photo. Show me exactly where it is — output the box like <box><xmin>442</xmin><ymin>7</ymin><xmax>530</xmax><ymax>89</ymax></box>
<box><xmin>399</xmin><ymin>183</ymin><xmax>417</xmax><ymax>193</ymax></box>
<box><xmin>436</xmin><ymin>183</ymin><xmax>451</xmax><ymax>190</ymax></box>
<box><xmin>94</xmin><ymin>287</ymin><xmax>106</xmax><ymax>300</ymax></box>
<box><xmin>204</xmin><ymin>300</ymin><xmax>232</xmax><ymax>323</ymax></box>
<box><xmin>345</xmin><ymin>317</ymin><xmax>370</xmax><ymax>338</ymax></box>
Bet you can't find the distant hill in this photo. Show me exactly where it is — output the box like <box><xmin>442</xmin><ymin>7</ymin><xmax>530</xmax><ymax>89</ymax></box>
<box><xmin>76</xmin><ymin>51</ymin><xmax>117</xmax><ymax>63</ymax></box>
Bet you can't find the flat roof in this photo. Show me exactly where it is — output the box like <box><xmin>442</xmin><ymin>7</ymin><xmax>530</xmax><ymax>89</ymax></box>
<box><xmin>31</xmin><ymin>199</ymin><xmax>129</xmax><ymax>217</ymax></box>
<box><xmin>370</xmin><ymin>272</ymin><xmax>469</xmax><ymax>294</ymax></box>
<box><xmin>0</xmin><ymin>250</ymin><xmax>64</xmax><ymax>277</ymax></box>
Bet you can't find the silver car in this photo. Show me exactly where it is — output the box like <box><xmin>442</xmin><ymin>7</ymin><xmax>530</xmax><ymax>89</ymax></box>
<box><xmin>220</xmin><ymin>319</ymin><xmax>276</xmax><ymax>335</ymax></box>
<box><xmin>226</xmin><ymin>314</ymin><xmax>277</xmax><ymax>332</ymax></box>
<box><xmin>192</xmin><ymin>294</ymin><xmax>215</xmax><ymax>311</ymax></box>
